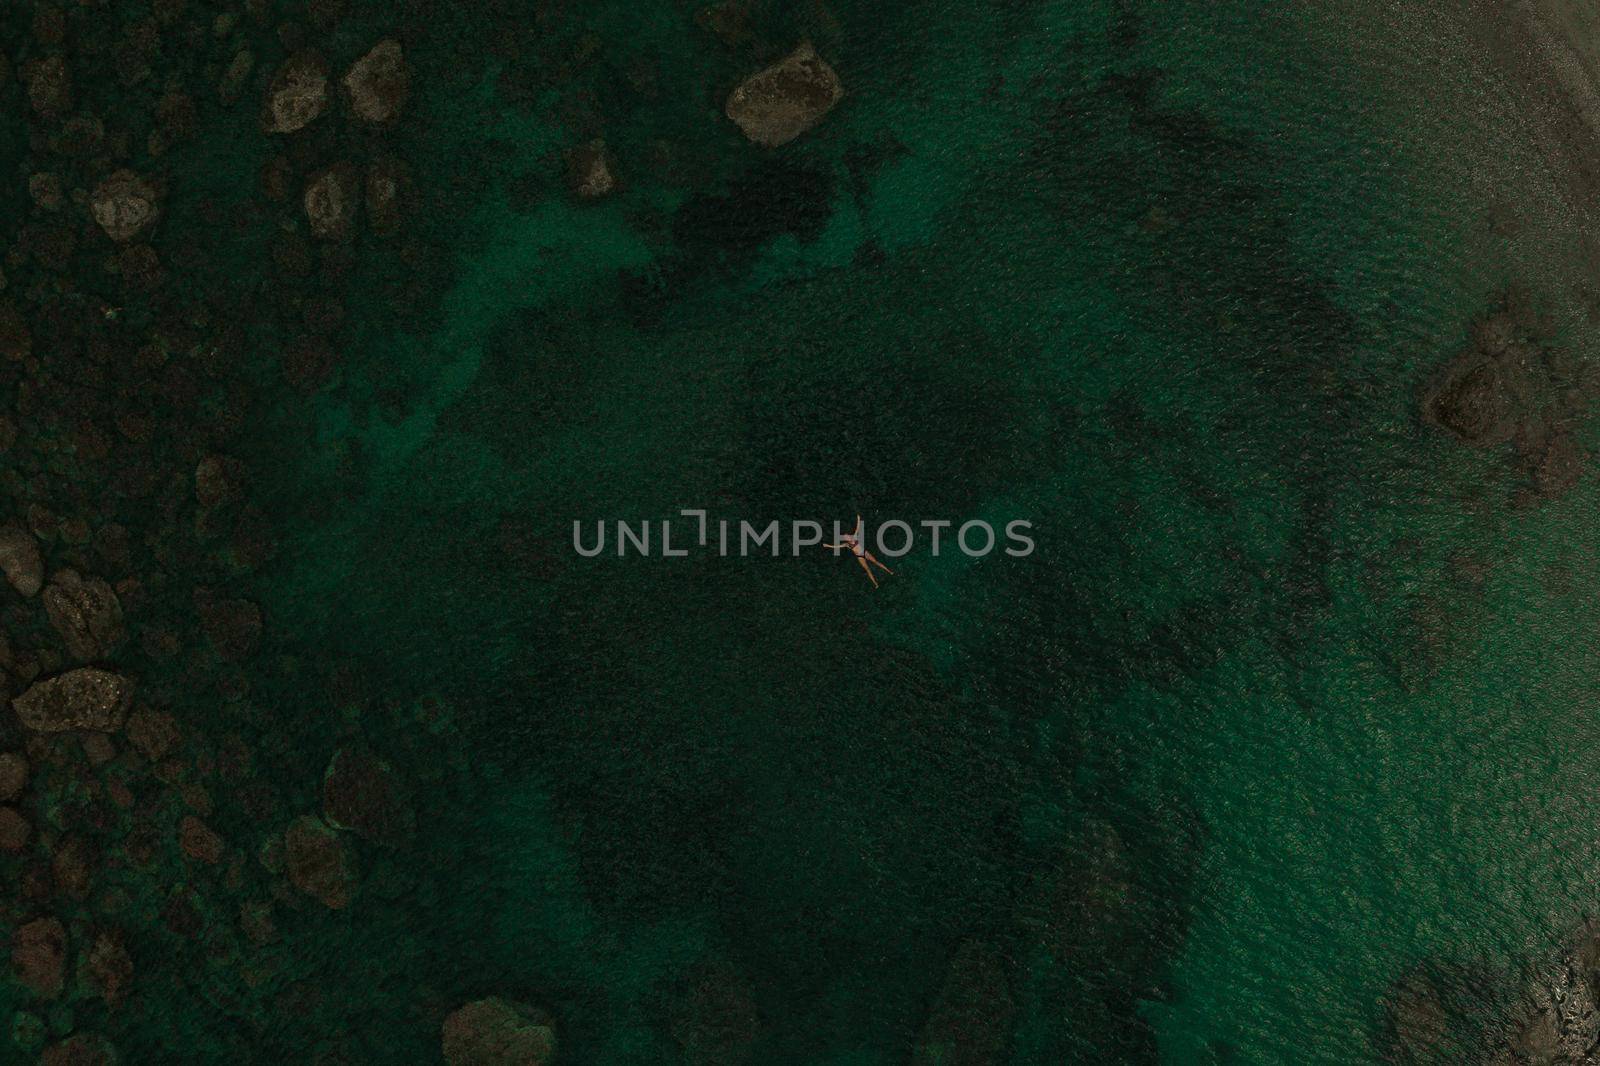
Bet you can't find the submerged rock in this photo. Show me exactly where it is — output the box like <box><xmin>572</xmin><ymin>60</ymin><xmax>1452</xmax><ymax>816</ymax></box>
<box><xmin>29</xmin><ymin>172</ymin><xmax>63</xmax><ymax>212</ymax></box>
<box><xmin>365</xmin><ymin>157</ymin><xmax>411</xmax><ymax>236</ymax></box>
<box><xmin>179</xmin><ymin>815</ymin><xmax>224</xmax><ymax>865</ymax></box>
<box><xmin>725</xmin><ymin>43</ymin><xmax>843</xmax><ymax>147</ymax></box>
<box><xmin>1507</xmin><ymin>922</ymin><xmax>1600</xmax><ymax>1063</ymax></box>
<box><xmin>52</xmin><ymin>834</ymin><xmax>95</xmax><ymax>900</ymax></box>
<box><xmin>0</xmin><ymin>752</ymin><xmax>27</xmax><ymax>800</ymax></box>
<box><xmin>344</xmin><ymin>39</ymin><xmax>409</xmax><ymax>124</ymax></box>
<box><xmin>90</xmin><ymin>170</ymin><xmax>160</xmax><ymax>244</ymax></box>
<box><xmin>0</xmin><ymin>807</ymin><xmax>31</xmax><ymax>851</ymax></box>
<box><xmin>43</xmin><ymin>570</ymin><xmax>125</xmax><ymax>662</ymax></box>
<box><xmin>118</xmin><ymin>244</ymin><xmax>164</xmax><ymax>291</ymax></box>
<box><xmin>194</xmin><ymin>590</ymin><xmax>262</xmax><ymax>661</ymax></box>
<box><xmin>1382</xmin><ymin>968</ymin><xmax>1450</xmax><ymax>1061</ymax></box>
<box><xmin>239</xmin><ymin>899</ymin><xmax>277</xmax><ymax>946</ymax></box>
<box><xmin>11</xmin><ymin>1012</ymin><xmax>44</xmax><ymax>1052</ymax></box>
<box><xmin>263</xmin><ymin>50</ymin><xmax>330</xmax><ymax>133</ymax></box>
<box><xmin>39</xmin><ymin>1033</ymin><xmax>118</xmax><ymax>1066</ymax></box>
<box><xmin>697</xmin><ymin>0</ymin><xmax>754</xmax><ymax>47</ymax></box>
<box><xmin>305</xmin><ymin>162</ymin><xmax>359</xmax><ymax>240</ymax></box>
<box><xmin>442</xmin><ymin>998</ymin><xmax>556</xmax><ymax>1066</ymax></box>
<box><xmin>0</xmin><ymin>305</ymin><xmax>28</xmax><ymax>362</ymax></box>
<box><xmin>13</xmin><ymin>669</ymin><xmax>133</xmax><ymax>733</ymax></box>
<box><xmin>284</xmin><ymin>815</ymin><xmax>356</xmax><ymax>909</ymax></box>
<box><xmin>12</xmin><ymin>917</ymin><xmax>66</xmax><ymax>999</ymax></box>
<box><xmin>195</xmin><ymin>455</ymin><xmax>244</xmax><ymax>508</ymax></box>
<box><xmin>1423</xmin><ymin>298</ymin><xmax>1592</xmax><ymax>501</ymax></box>
<box><xmin>1425</xmin><ymin>358</ymin><xmax>1521</xmax><ymax>446</ymax></box>
<box><xmin>1530</xmin><ymin>428</ymin><xmax>1586</xmax><ymax>499</ymax></box>
<box><xmin>0</xmin><ymin>524</ymin><xmax>44</xmax><ymax>597</ymax></box>
<box><xmin>219</xmin><ymin>50</ymin><xmax>254</xmax><ymax>106</ymax></box>
<box><xmin>78</xmin><ymin>930</ymin><xmax>132</xmax><ymax>1006</ymax></box>
<box><xmin>124</xmin><ymin>706</ymin><xmax>178</xmax><ymax>761</ymax></box>
<box><xmin>25</xmin><ymin>56</ymin><xmax>72</xmax><ymax>117</ymax></box>
<box><xmin>53</xmin><ymin>114</ymin><xmax>104</xmax><ymax>158</ymax></box>
<box><xmin>566</xmin><ymin>139</ymin><xmax>617</xmax><ymax>200</ymax></box>
<box><xmin>322</xmin><ymin>746</ymin><xmax>413</xmax><ymax>845</ymax></box>
<box><xmin>1391</xmin><ymin>921</ymin><xmax>1600</xmax><ymax>1064</ymax></box>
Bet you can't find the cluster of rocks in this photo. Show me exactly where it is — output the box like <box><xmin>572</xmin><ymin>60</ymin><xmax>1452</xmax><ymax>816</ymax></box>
<box><xmin>0</xmin><ymin>1</ymin><xmax>858</xmax><ymax>1059</ymax></box>
<box><xmin>1423</xmin><ymin>292</ymin><xmax>1597</xmax><ymax>502</ymax></box>
<box><xmin>261</xmin><ymin>38</ymin><xmax>410</xmax><ymax>135</ymax></box>
<box><xmin>252</xmin><ymin>40</ymin><xmax>415</xmax><ymax>245</ymax></box>
<box><xmin>0</xmin><ymin>4</ymin><xmax>434</xmax><ymax>1060</ymax></box>
<box><xmin>1382</xmin><ymin>921</ymin><xmax>1600</xmax><ymax>1064</ymax></box>
<box><xmin>0</xmin><ymin>507</ymin><xmax>143</xmax><ymax>1061</ymax></box>
<box><xmin>1496</xmin><ymin>940</ymin><xmax>1600</xmax><ymax>1064</ymax></box>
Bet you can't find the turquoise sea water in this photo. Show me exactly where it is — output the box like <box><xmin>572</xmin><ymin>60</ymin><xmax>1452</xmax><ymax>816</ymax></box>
<box><xmin>8</xmin><ymin>0</ymin><xmax>1600</xmax><ymax>1062</ymax></box>
<box><xmin>246</xmin><ymin>1</ymin><xmax>1600</xmax><ymax>1061</ymax></box>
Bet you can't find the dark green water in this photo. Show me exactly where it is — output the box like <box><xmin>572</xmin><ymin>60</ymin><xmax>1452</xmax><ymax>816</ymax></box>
<box><xmin>6</xmin><ymin>0</ymin><xmax>1600</xmax><ymax>1062</ymax></box>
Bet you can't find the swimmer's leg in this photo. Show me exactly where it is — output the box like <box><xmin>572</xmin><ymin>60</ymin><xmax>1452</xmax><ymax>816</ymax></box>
<box><xmin>856</xmin><ymin>556</ymin><xmax>879</xmax><ymax>587</ymax></box>
<box><xmin>864</xmin><ymin>551</ymin><xmax>894</xmax><ymax>575</ymax></box>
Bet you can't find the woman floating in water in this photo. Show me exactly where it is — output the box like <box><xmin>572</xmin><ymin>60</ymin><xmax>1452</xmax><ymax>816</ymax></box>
<box><xmin>827</xmin><ymin>516</ymin><xmax>894</xmax><ymax>588</ymax></box>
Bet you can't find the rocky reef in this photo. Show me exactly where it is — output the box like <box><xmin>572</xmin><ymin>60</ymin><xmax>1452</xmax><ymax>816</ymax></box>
<box><xmin>1423</xmin><ymin>290</ymin><xmax>1596</xmax><ymax>502</ymax></box>
<box><xmin>0</xmin><ymin>2</ymin><xmax>454</xmax><ymax>1058</ymax></box>
<box><xmin>1382</xmin><ymin>920</ymin><xmax>1600</xmax><ymax>1064</ymax></box>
